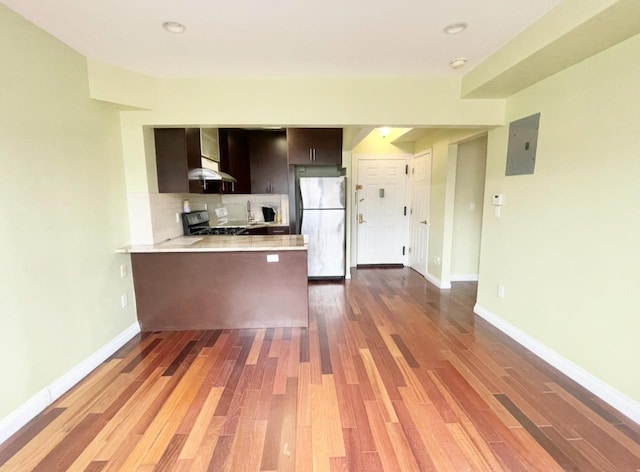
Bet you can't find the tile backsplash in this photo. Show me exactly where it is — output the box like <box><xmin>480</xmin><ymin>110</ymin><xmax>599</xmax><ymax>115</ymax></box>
<box><xmin>220</xmin><ymin>194</ymin><xmax>289</xmax><ymax>224</ymax></box>
<box><xmin>128</xmin><ymin>192</ymin><xmax>290</xmax><ymax>244</ymax></box>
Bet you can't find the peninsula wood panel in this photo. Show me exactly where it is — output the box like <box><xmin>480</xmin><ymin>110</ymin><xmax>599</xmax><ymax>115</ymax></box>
<box><xmin>131</xmin><ymin>250</ymin><xmax>309</xmax><ymax>330</ymax></box>
<box><xmin>1</xmin><ymin>269</ymin><xmax>639</xmax><ymax>471</ymax></box>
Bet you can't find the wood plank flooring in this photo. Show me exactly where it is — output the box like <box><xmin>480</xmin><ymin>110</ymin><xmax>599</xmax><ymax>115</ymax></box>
<box><xmin>1</xmin><ymin>268</ymin><xmax>639</xmax><ymax>471</ymax></box>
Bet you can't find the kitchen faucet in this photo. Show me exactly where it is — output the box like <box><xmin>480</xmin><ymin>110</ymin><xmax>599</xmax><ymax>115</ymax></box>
<box><xmin>247</xmin><ymin>200</ymin><xmax>254</xmax><ymax>222</ymax></box>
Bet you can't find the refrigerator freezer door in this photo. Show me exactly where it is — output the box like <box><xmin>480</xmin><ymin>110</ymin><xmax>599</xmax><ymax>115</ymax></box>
<box><xmin>301</xmin><ymin>209</ymin><xmax>345</xmax><ymax>277</ymax></box>
<box><xmin>299</xmin><ymin>177</ymin><xmax>345</xmax><ymax>209</ymax></box>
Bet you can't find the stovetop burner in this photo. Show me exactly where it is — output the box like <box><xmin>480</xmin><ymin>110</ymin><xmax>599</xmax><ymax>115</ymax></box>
<box><xmin>209</xmin><ymin>227</ymin><xmax>245</xmax><ymax>235</ymax></box>
<box><xmin>182</xmin><ymin>210</ymin><xmax>247</xmax><ymax>236</ymax></box>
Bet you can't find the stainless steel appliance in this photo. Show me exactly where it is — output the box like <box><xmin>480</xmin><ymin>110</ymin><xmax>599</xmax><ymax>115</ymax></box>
<box><xmin>182</xmin><ymin>210</ymin><xmax>246</xmax><ymax>235</ymax></box>
<box><xmin>299</xmin><ymin>176</ymin><xmax>346</xmax><ymax>278</ymax></box>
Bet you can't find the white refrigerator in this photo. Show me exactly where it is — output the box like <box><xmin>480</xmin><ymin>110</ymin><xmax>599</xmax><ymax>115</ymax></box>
<box><xmin>299</xmin><ymin>176</ymin><xmax>346</xmax><ymax>278</ymax></box>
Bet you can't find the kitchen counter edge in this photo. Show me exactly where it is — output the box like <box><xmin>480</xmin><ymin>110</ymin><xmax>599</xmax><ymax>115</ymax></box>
<box><xmin>118</xmin><ymin>234</ymin><xmax>307</xmax><ymax>254</ymax></box>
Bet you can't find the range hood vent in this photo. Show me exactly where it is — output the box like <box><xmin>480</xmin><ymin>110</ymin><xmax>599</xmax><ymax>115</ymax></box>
<box><xmin>188</xmin><ymin>168</ymin><xmax>237</xmax><ymax>183</ymax></box>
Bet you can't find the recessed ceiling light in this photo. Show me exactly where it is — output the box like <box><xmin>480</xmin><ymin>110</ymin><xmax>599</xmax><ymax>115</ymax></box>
<box><xmin>163</xmin><ymin>21</ymin><xmax>186</xmax><ymax>34</ymax></box>
<box><xmin>443</xmin><ymin>22</ymin><xmax>468</xmax><ymax>34</ymax></box>
<box><xmin>449</xmin><ymin>57</ymin><xmax>468</xmax><ymax>69</ymax></box>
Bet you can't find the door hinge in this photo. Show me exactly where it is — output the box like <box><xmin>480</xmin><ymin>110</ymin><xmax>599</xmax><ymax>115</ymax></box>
<box><xmin>403</xmin><ymin>206</ymin><xmax>407</xmax><ymax>216</ymax></box>
<box><xmin>405</xmin><ymin>165</ymin><xmax>408</xmax><ymax>175</ymax></box>
<box><xmin>402</xmin><ymin>246</ymin><xmax>406</xmax><ymax>256</ymax></box>
<box><xmin>412</xmin><ymin>167</ymin><xmax>415</xmax><ymax>175</ymax></box>
<box><xmin>408</xmin><ymin>247</ymin><xmax>411</xmax><ymax>253</ymax></box>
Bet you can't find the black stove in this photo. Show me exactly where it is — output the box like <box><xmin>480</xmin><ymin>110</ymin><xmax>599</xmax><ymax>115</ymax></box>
<box><xmin>182</xmin><ymin>210</ymin><xmax>246</xmax><ymax>236</ymax></box>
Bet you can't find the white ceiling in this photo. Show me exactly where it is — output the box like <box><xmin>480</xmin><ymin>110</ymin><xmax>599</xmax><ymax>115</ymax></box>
<box><xmin>3</xmin><ymin>0</ymin><xmax>561</xmax><ymax>78</ymax></box>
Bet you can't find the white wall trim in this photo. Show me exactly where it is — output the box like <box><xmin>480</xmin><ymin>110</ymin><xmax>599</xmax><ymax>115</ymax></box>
<box><xmin>0</xmin><ymin>322</ymin><xmax>141</xmax><ymax>445</ymax></box>
<box><xmin>473</xmin><ymin>304</ymin><xmax>640</xmax><ymax>425</ymax></box>
<box><xmin>450</xmin><ymin>274</ymin><xmax>479</xmax><ymax>282</ymax></box>
<box><xmin>425</xmin><ymin>272</ymin><xmax>451</xmax><ymax>289</ymax></box>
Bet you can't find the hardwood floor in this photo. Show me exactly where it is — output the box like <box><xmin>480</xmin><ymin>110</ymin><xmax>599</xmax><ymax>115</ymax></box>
<box><xmin>1</xmin><ymin>268</ymin><xmax>639</xmax><ymax>471</ymax></box>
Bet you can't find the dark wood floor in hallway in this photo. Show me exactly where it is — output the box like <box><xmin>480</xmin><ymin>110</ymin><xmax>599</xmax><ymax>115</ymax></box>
<box><xmin>1</xmin><ymin>268</ymin><xmax>639</xmax><ymax>471</ymax></box>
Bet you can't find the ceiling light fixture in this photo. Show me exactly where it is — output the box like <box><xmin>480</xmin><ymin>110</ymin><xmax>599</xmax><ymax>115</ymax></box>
<box><xmin>163</xmin><ymin>21</ymin><xmax>186</xmax><ymax>34</ymax></box>
<box><xmin>449</xmin><ymin>57</ymin><xmax>468</xmax><ymax>70</ymax></box>
<box><xmin>379</xmin><ymin>127</ymin><xmax>391</xmax><ymax>138</ymax></box>
<box><xmin>443</xmin><ymin>22</ymin><xmax>468</xmax><ymax>34</ymax></box>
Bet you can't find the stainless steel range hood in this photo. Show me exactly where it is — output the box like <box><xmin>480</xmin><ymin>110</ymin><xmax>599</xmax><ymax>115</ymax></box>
<box><xmin>188</xmin><ymin>168</ymin><xmax>237</xmax><ymax>183</ymax></box>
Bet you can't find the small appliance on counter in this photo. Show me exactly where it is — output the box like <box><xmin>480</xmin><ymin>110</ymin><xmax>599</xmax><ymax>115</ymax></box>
<box><xmin>262</xmin><ymin>206</ymin><xmax>276</xmax><ymax>222</ymax></box>
<box><xmin>299</xmin><ymin>176</ymin><xmax>346</xmax><ymax>278</ymax></box>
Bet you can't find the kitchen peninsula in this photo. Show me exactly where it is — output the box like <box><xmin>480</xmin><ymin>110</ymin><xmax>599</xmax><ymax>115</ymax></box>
<box><xmin>120</xmin><ymin>235</ymin><xmax>308</xmax><ymax>331</ymax></box>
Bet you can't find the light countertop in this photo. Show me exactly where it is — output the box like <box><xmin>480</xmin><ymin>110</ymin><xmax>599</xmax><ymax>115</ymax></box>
<box><xmin>119</xmin><ymin>234</ymin><xmax>307</xmax><ymax>253</ymax></box>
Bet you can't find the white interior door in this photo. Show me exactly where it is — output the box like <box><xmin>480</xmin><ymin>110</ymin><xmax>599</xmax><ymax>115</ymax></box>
<box><xmin>356</xmin><ymin>159</ymin><xmax>409</xmax><ymax>265</ymax></box>
<box><xmin>410</xmin><ymin>151</ymin><xmax>431</xmax><ymax>276</ymax></box>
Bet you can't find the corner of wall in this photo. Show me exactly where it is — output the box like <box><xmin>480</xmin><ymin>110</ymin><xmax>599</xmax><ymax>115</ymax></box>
<box><xmin>86</xmin><ymin>59</ymin><xmax>157</xmax><ymax>110</ymax></box>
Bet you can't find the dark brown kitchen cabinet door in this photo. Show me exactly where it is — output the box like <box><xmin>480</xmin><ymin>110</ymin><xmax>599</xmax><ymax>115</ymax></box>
<box><xmin>249</xmin><ymin>130</ymin><xmax>288</xmax><ymax>194</ymax></box>
<box><xmin>267</xmin><ymin>226</ymin><xmax>290</xmax><ymax>235</ymax></box>
<box><xmin>218</xmin><ymin>129</ymin><xmax>251</xmax><ymax>194</ymax></box>
<box><xmin>287</xmin><ymin>128</ymin><xmax>343</xmax><ymax>165</ymax></box>
<box><xmin>154</xmin><ymin>128</ymin><xmax>203</xmax><ymax>193</ymax></box>
<box><xmin>243</xmin><ymin>226</ymin><xmax>269</xmax><ymax>235</ymax></box>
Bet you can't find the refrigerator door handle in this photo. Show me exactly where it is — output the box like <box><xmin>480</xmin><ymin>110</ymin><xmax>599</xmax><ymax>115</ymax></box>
<box><xmin>299</xmin><ymin>191</ymin><xmax>304</xmax><ymax>233</ymax></box>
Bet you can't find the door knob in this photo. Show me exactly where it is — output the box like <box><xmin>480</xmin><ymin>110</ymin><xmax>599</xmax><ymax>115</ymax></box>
<box><xmin>420</xmin><ymin>220</ymin><xmax>428</xmax><ymax>225</ymax></box>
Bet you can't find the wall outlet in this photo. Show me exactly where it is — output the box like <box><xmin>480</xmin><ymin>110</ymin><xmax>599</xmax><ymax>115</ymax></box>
<box><xmin>434</xmin><ymin>256</ymin><xmax>441</xmax><ymax>266</ymax></box>
<box><xmin>119</xmin><ymin>264</ymin><xmax>127</xmax><ymax>278</ymax></box>
<box><xmin>121</xmin><ymin>294</ymin><xmax>128</xmax><ymax>308</ymax></box>
<box><xmin>497</xmin><ymin>284</ymin><xmax>505</xmax><ymax>299</ymax></box>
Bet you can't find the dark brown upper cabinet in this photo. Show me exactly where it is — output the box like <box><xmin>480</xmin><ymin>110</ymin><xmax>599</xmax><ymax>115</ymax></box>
<box><xmin>287</xmin><ymin>128</ymin><xmax>343</xmax><ymax>165</ymax></box>
<box><xmin>154</xmin><ymin>128</ymin><xmax>203</xmax><ymax>194</ymax></box>
<box><xmin>218</xmin><ymin>129</ymin><xmax>251</xmax><ymax>194</ymax></box>
<box><xmin>249</xmin><ymin>130</ymin><xmax>288</xmax><ymax>194</ymax></box>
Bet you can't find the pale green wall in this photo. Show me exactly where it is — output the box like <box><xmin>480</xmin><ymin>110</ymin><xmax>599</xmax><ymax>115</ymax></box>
<box><xmin>0</xmin><ymin>6</ymin><xmax>136</xmax><ymax>419</ymax></box>
<box><xmin>87</xmin><ymin>59</ymin><xmax>157</xmax><ymax>110</ymax></box>
<box><xmin>477</xmin><ymin>33</ymin><xmax>640</xmax><ymax>402</ymax></box>
<box><xmin>108</xmin><ymin>74</ymin><xmax>504</xmax><ymax>196</ymax></box>
<box><xmin>462</xmin><ymin>0</ymin><xmax>640</xmax><ymax>98</ymax></box>
<box><xmin>350</xmin><ymin>129</ymin><xmax>413</xmax><ymax>156</ymax></box>
<box><xmin>414</xmin><ymin>130</ymin><xmax>485</xmax><ymax>285</ymax></box>
<box><xmin>452</xmin><ymin>136</ymin><xmax>487</xmax><ymax>277</ymax></box>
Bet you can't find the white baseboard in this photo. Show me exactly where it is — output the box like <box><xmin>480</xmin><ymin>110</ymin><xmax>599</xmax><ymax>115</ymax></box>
<box><xmin>425</xmin><ymin>272</ymin><xmax>451</xmax><ymax>289</ymax></box>
<box><xmin>0</xmin><ymin>322</ymin><xmax>140</xmax><ymax>445</ymax></box>
<box><xmin>450</xmin><ymin>274</ymin><xmax>479</xmax><ymax>282</ymax></box>
<box><xmin>473</xmin><ymin>304</ymin><xmax>640</xmax><ymax>425</ymax></box>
